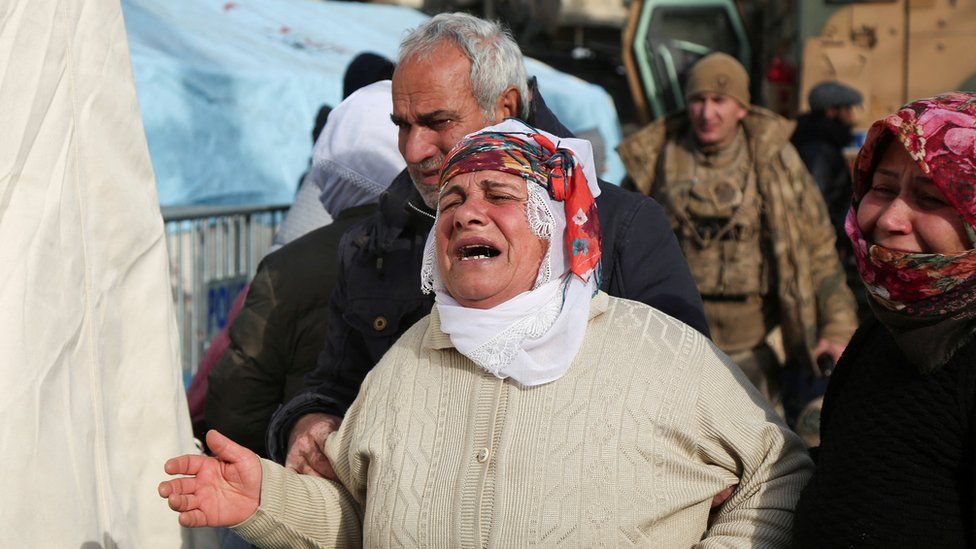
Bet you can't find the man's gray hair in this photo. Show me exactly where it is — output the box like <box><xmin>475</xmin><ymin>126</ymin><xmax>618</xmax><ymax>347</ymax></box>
<box><xmin>398</xmin><ymin>13</ymin><xmax>530</xmax><ymax>120</ymax></box>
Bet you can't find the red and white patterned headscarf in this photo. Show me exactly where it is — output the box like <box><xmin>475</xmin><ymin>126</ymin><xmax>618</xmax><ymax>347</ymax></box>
<box><xmin>437</xmin><ymin>121</ymin><xmax>602</xmax><ymax>283</ymax></box>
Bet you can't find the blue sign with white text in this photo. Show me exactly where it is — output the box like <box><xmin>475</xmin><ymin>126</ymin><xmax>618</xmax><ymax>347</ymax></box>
<box><xmin>204</xmin><ymin>276</ymin><xmax>247</xmax><ymax>341</ymax></box>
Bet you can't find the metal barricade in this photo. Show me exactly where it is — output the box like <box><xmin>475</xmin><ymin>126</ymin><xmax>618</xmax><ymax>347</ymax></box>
<box><xmin>162</xmin><ymin>203</ymin><xmax>290</xmax><ymax>383</ymax></box>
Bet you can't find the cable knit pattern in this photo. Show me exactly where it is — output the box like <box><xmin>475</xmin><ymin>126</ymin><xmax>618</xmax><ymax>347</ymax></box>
<box><xmin>234</xmin><ymin>293</ymin><xmax>812</xmax><ymax>548</ymax></box>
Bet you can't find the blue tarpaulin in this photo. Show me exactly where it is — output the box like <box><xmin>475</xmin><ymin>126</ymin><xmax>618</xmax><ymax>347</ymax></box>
<box><xmin>121</xmin><ymin>0</ymin><xmax>625</xmax><ymax>206</ymax></box>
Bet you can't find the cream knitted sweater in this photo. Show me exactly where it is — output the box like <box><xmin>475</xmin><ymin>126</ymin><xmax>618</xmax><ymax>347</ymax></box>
<box><xmin>235</xmin><ymin>293</ymin><xmax>812</xmax><ymax>547</ymax></box>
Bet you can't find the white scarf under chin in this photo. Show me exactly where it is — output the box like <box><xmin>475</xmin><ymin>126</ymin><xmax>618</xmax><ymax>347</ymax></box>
<box><xmin>435</xmin><ymin>274</ymin><xmax>592</xmax><ymax>387</ymax></box>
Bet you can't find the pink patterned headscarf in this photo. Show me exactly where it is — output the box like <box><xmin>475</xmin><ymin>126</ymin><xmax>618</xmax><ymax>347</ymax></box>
<box><xmin>851</xmin><ymin>92</ymin><xmax>976</xmax><ymax>225</ymax></box>
<box><xmin>846</xmin><ymin>92</ymin><xmax>976</xmax><ymax>317</ymax></box>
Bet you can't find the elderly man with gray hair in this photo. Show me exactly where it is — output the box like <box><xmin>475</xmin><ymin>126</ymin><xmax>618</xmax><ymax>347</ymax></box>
<box><xmin>265</xmin><ymin>12</ymin><xmax>710</xmax><ymax>481</ymax></box>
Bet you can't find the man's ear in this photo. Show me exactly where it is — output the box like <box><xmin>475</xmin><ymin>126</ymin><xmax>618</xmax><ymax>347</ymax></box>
<box><xmin>735</xmin><ymin>104</ymin><xmax>749</xmax><ymax>122</ymax></box>
<box><xmin>494</xmin><ymin>86</ymin><xmax>521</xmax><ymax>120</ymax></box>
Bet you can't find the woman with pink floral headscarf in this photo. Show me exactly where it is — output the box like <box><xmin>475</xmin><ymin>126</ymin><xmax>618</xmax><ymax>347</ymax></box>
<box><xmin>792</xmin><ymin>92</ymin><xmax>976</xmax><ymax>546</ymax></box>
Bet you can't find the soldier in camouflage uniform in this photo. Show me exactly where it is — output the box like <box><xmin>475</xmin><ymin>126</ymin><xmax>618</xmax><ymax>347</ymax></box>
<box><xmin>617</xmin><ymin>53</ymin><xmax>858</xmax><ymax>412</ymax></box>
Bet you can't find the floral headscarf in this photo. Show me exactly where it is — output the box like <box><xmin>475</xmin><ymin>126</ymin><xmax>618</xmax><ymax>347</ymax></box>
<box><xmin>438</xmin><ymin>126</ymin><xmax>603</xmax><ymax>283</ymax></box>
<box><xmin>846</xmin><ymin>92</ymin><xmax>976</xmax><ymax>318</ymax></box>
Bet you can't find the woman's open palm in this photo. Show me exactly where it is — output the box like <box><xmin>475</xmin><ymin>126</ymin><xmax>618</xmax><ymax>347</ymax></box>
<box><xmin>158</xmin><ymin>430</ymin><xmax>262</xmax><ymax>528</ymax></box>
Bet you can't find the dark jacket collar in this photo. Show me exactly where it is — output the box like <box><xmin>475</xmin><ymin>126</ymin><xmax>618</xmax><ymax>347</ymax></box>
<box><xmin>370</xmin><ymin>170</ymin><xmax>434</xmax><ymax>254</ymax></box>
<box><xmin>792</xmin><ymin>112</ymin><xmax>854</xmax><ymax>149</ymax></box>
<box><xmin>526</xmin><ymin>77</ymin><xmax>574</xmax><ymax>138</ymax></box>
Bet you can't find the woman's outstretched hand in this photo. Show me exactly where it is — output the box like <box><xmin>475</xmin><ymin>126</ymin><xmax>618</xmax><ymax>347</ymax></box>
<box><xmin>158</xmin><ymin>430</ymin><xmax>262</xmax><ymax>528</ymax></box>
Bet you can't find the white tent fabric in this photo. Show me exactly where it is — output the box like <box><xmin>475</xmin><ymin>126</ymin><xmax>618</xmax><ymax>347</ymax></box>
<box><xmin>0</xmin><ymin>0</ymin><xmax>197</xmax><ymax>546</ymax></box>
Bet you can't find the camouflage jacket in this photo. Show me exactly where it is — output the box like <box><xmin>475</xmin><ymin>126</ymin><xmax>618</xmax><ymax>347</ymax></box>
<box><xmin>617</xmin><ymin>106</ymin><xmax>857</xmax><ymax>372</ymax></box>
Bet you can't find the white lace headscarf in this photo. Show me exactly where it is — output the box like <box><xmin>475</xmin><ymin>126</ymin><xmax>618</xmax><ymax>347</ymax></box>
<box><xmin>313</xmin><ymin>80</ymin><xmax>405</xmax><ymax>218</ymax></box>
<box><xmin>420</xmin><ymin>119</ymin><xmax>601</xmax><ymax>386</ymax></box>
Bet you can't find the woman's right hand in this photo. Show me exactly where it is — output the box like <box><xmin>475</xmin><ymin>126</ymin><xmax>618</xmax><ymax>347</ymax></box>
<box><xmin>158</xmin><ymin>430</ymin><xmax>262</xmax><ymax>528</ymax></box>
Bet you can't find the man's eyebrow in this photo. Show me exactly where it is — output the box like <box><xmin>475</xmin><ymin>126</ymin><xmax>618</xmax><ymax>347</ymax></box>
<box><xmin>390</xmin><ymin>113</ymin><xmax>406</xmax><ymax>126</ymax></box>
<box><xmin>876</xmin><ymin>168</ymin><xmax>900</xmax><ymax>178</ymax></box>
<box><xmin>416</xmin><ymin>110</ymin><xmax>458</xmax><ymax>125</ymax></box>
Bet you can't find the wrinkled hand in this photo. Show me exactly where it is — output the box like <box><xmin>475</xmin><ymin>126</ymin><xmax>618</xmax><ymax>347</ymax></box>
<box><xmin>812</xmin><ymin>338</ymin><xmax>846</xmax><ymax>366</ymax></box>
<box><xmin>158</xmin><ymin>430</ymin><xmax>262</xmax><ymax>528</ymax></box>
<box><xmin>285</xmin><ymin>412</ymin><xmax>342</xmax><ymax>480</ymax></box>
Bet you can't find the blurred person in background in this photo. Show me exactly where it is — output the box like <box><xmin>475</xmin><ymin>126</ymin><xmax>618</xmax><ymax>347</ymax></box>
<box><xmin>202</xmin><ymin>80</ymin><xmax>404</xmax><ymax>457</ymax></box>
<box><xmin>188</xmin><ymin>49</ymin><xmax>398</xmax><ymax>549</ymax></box>
<box><xmin>792</xmin><ymin>81</ymin><xmax>863</xmax><ymax>240</ymax></box>
<box><xmin>280</xmin><ymin>52</ymin><xmax>397</xmax><ymax>246</ymax></box>
<box><xmin>186</xmin><ymin>54</ymin><xmax>398</xmax><ymax>447</ymax></box>
<box><xmin>792</xmin><ymin>82</ymin><xmax>871</xmax><ymax>322</ymax></box>
<box><xmin>618</xmin><ymin>53</ymin><xmax>858</xmax><ymax>421</ymax></box>
<box><xmin>793</xmin><ymin>92</ymin><xmax>976</xmax><ymax>546</ymax></box>
<box><xmin>342</xmin><ymin>52</ymin><xmax>395</xmax><ymax>101</ymax></box>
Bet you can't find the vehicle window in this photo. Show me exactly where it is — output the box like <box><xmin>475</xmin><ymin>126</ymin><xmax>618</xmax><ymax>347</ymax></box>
<box><xmin>645</xmin><ymin>6</ymin><xmax>742</xmax><ymax>113</ymax></box>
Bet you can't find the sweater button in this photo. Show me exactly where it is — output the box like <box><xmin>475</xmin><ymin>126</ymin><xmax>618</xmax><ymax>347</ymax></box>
<box><xmin>476</xmin><ymin>448</ymin><xmax>489</xmax><ymax>463</ymax></box>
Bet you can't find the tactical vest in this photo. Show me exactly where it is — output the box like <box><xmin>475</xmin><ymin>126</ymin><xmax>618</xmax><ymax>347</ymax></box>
<box><xmin>656</xmin><ymin>135</ymin><xmax>768</xmax><ymax>298</ymax></box>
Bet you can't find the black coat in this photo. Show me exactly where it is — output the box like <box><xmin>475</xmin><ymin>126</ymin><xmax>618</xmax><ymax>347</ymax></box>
<box><xmin>792</xmin><ymin>319</ymin><xmax>976</xmax><ymax>547</ymax></box>
<box><xmin>791</xmin><ymin>112</ymin><xmax>853</xmax><ymax>242</ymax></box>
<box><xmin>792</xmin><ymin>112</ymin><xmax>874</xmax><ymax>321</ymax></box>
<box><xmin>204</xmin><ymin>205</ymin><xmax>375</xmax><ymax>456</ymax></box>
<box><xmin>266</xmin><ymin>91</ymin><xmax>709</xmax><ymax>460</ymax></box>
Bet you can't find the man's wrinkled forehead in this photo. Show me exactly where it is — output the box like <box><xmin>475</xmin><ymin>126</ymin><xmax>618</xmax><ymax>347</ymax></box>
<box><xmin>391</xmin><ymin>43</ymin><xmax>476</xmax><ymax>115</ymax></box>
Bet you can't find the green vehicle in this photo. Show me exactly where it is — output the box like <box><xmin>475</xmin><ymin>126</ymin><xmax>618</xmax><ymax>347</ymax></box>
<box><xmin>623</xmin><ymin>0</ymin><xmax>751</xmax><ymax>121</ymax></box>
